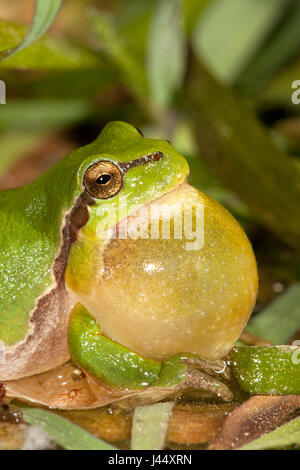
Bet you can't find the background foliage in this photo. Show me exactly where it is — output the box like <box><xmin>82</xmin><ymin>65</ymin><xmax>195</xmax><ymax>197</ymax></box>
<box><xmin>0</xmin><ymin>0</ymin><xmax>300</xmax><ymax>450</ymax></box>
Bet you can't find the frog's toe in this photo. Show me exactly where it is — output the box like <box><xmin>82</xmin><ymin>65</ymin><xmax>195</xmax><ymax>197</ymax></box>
<box><xmin>183</xmin><ymin>357</ymin><xmax>231</xmax><ymax>380</ymax></box>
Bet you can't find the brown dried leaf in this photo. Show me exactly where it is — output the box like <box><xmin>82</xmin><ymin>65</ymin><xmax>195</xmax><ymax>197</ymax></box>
<box><xmin>210</xmin><ymin>395</ymin><xmax>300</xmax><ymax>450</ymax></box>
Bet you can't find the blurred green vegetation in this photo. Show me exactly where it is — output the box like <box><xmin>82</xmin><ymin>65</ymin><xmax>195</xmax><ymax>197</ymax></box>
<box><xmin>1</xmin><ymin>0</ymin><xmax>300</xmax><ymax>451</ymax></box>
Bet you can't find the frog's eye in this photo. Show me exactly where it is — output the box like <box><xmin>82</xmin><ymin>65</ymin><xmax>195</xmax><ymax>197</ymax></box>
<box><xmin>83</xmin><ymin>161</ymin><xmax>123</xmax><ymax>199</ymax></box>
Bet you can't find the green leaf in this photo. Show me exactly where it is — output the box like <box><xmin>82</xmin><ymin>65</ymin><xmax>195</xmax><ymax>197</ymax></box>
<box><xmin>240</xmin><ymin>417</ymin><xmax>300</xmax><ymax>450</ymax></box>
<box><xmin>192</xmin><ymin>0</ymin><xmax>288</xmax><ymax>84</ymax></box>
<box><xmin>21</xmin><ymin>407</ymin><xmax>116</xmax><ymax>450</ymax></box>
<box><xmin>0</xmin><ymin>99</ymin><xmax>94</xmax><ymax>131</ymax></box>
<box><xmin>0</xmin><ymin>0</ymin><xmax>63</xmax><ymax>60</ymax></box>
<box><xmin>131</xmin><ymin>402</ymin><xmax>174</xmax><ymax>450</ymax></box>
<box><xmin>0</xmin><ymin>18</ymin><xmax>101</xmax><ymax>69</ymax></box>
<box><xmin>147</xmin><ymin>0</ymin><xmax>187</xmax><ymax>106</ymax></box>
<box><xmin>89</xmin><ymin>11</ymin><xmax>149</xmax><ymax>104</ymax></box>
<box><xmin>246</xmin><ymin>284</ymin><xmax>300</xmax><ymax>344</ymax></box>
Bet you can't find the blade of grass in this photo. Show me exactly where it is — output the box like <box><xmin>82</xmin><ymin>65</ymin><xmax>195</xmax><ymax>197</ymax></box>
<box><xmin>131</xmin><ymin>402</ymin><xmax>174</xmax><ymax>450</ymax></box>
<box><xmin>21</xmin><ymin>407</ymin><xmax>116</xmax><ymax>450</ymax></box>
<box><xmin>192</xmin><ymin>0</ymin><xmax>289</xmax><ymax>84</ymax></box>
<box><xmin>0</xmin><ymin>0</ymin><xmax>63</xmax><ymax>60</ymax></box>
<box><xmin>240</xmin><ymin>416</ymin><xmax>300</xmax><ymax>450</ymax></box>
<box><xmin>246</xmin><ymin>284</ymin><xmax>300</xmax><ymax>344</ymax></box>
<box><xmin>147</xmin><ymin>0</ymin><xmax>187</xmax><ymax>107</ymax></box>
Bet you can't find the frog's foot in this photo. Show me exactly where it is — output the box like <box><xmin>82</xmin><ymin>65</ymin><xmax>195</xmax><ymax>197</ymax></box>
<box><xmin>69</xmin><ymin>305</ymin><xmax>233</xmax><ymax>402</ymax></box>
<box><xmin>184</xmin><ymin>356</ymin><xmax>231</xmax><ymax>380</ymax></box>
<box><xmin>152</xmin><ymin>354</ymin><xmax>233</xmax><ymax>402</ymax></box>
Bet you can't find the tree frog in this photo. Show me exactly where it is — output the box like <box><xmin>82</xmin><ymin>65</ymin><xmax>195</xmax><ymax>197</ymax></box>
<box><xmin>0</xmin><ymin>122</ymin><xmax>258</xmax><ymax>409</ymax></box>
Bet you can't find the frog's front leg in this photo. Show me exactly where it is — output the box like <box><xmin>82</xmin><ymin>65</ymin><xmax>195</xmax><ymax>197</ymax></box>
<box><xmin>68</xmin><ymin>304</ymin><xmax>233</xmax><ymax>401</ymax></box>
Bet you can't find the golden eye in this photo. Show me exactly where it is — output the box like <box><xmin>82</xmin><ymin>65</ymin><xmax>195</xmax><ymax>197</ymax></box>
<box><xmin>83</xmin><ymin>161</ymin><xmax>123</xmax><ymax>199</ymax></box>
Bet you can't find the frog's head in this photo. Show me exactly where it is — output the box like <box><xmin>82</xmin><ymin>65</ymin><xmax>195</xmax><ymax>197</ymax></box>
<box><xmin>71</xmin><ymin>121</ymin><xmax>189</xmax><ymax>236</ymax></box>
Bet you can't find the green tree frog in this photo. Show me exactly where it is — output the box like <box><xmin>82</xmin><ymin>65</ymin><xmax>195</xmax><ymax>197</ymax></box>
<box><xmin>0</xmin><ymin>122</ymin><xmax>258</xmax><ymax>409</ymax></box>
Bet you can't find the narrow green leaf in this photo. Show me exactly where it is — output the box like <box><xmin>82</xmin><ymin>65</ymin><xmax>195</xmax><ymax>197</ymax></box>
<box><xmin>0</xmin><ymin>0</ymin><xmax>63</xmax><ymax>60</ymax></box>
<box><xmin>131</xmin><ymin>402</ymin><xmax>174</xmax><ymax>450</ymax></box>
<box><xmin>147</xmin><ymin>0</ymin><xmax>186</xmax><ymax>106</ymax></box>
<box><xmin>240</xmin><ymin>417</ymin><xmax>300</xmax><ymax>450</ymax></box>
<box><xmin>89</xmin><ymin>11</ymin><xmax>148</xmax><ymax>103</ymax></box>
<box><xmin>21</xmin><ymin>407</ymin><xmax>116</xmax><ymax>450</ymax></box>
<box><xmin>0</xmin><ymin>99</ymin><xmax>94</xmax><ymax>131</ymax></box>
<box><xmin>0</xmin><ymin>18</ymin><xmax>101</xmax><ymax>69</ymax></box>
<box><xmin>193</xmin><ymin>0</ymin><xmax>288</xmax><ymax>84</ymax></box>
<box><xmin>246</xmin><ymin>284</ymin><xmax>300</xmax><ymax>344</ymax></box>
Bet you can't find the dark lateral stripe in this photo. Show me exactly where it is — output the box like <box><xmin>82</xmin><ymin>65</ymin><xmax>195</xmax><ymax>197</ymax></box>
<box><xmin>118</xmin><ymin>151</ymin><xmax>163</xmax><ymax>173</ymax></box>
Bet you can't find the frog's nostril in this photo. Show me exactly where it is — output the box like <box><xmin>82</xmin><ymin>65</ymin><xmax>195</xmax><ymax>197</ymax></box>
<box><xmin>153</xmin><ymin>151</ymin><xmax>163</xmax><ymax>162</ymax></box>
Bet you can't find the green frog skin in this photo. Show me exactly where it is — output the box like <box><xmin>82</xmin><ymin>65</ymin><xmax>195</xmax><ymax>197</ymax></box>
<box><xmin>0</xmin><ymin>122</ymin><xmax>258</xmax><ymax>407</ymax></box>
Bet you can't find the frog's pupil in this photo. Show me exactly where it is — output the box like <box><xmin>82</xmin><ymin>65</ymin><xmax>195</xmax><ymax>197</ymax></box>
<box><xmin>96</xmin><ymin>174</ymin><xmax>111</xmax><ymax>185</ymax></box>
